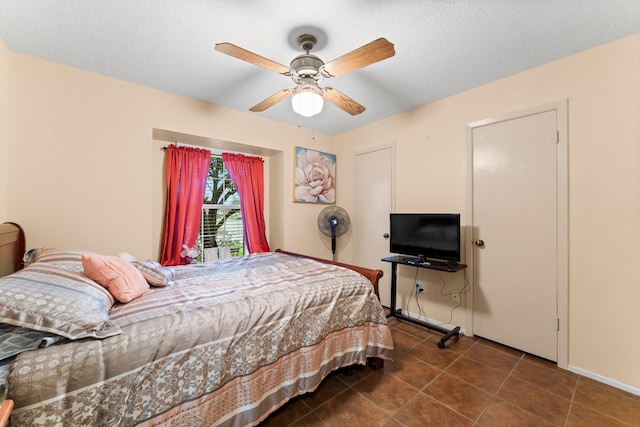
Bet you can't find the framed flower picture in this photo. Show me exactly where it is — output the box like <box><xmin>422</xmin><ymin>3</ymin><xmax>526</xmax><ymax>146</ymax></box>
<box><xmin>293</xmin><ymin>146</ymin><xmax>336</xmax><ymax>204</ymax></box>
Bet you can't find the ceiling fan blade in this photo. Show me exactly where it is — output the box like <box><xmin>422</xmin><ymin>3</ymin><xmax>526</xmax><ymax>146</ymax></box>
<box><xmin>249</xmin><ymin>89</ymin><xmax>293</xmax><ymax>112</ymax></box>
<box><xmin>215</xmin><ymin>42</ymin><xmax>290</xmax><ymax>75</ymax></box>
<box><xmin>322</xmin><ymin>38</ymin><xmax>395</xmax><ymax>77</ymax></box>
<box><xmin>323</xmin><ymin>87</ymin><xmax>366</xmax><ymax>115</ymax></box>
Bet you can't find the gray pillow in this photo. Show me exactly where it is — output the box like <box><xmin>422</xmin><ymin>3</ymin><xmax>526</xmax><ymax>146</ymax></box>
<box><xmin>23</xmin><ymin>248</ymin><xmax>90</xmax><ymax>273</ymax></box>
<box><xmin>133</xmin><ymin>260</ymin><xmax>175</xmax><ymax>287</ymax></box>
<box><xmin>0</xmin><ymin>263</ymin><xmax>121</xmax><ymax>340</ymax></box>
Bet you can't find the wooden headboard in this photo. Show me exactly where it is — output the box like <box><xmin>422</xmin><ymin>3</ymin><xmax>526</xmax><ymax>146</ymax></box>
<box><xmin>0</xmin><ymin>222</ymin><xmax>25</xmax><ymax>277</ymax></box>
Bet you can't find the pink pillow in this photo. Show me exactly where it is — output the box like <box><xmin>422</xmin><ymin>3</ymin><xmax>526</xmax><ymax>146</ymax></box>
<box><xmin>82</xmin><ymin>254</ymin><xmax>149</xmax><ymax>303</ymax></box>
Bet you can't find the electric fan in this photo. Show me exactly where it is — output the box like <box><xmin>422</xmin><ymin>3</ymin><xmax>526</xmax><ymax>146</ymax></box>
<box><xmin>317</xmin><ymin>206</ymin><xmax>350</xmax><ymax>257</ymax></box>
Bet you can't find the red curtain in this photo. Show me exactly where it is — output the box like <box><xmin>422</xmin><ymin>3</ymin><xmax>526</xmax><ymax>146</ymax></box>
<box><xmin>160</xmin><ymin>145</ymin><xmax>211</xmax><ymax>266</ymax></box>
<box><xmin>222</xmin><ymin>153</ymin><xmax>270</xmax><ymax>253</ymax></box>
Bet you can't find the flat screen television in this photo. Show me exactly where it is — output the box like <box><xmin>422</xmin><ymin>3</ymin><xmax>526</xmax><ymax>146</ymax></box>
<box><xmin>389</xmin><ymin>213</ymin><xmax>461</xmax><ymax>264</ymax></box>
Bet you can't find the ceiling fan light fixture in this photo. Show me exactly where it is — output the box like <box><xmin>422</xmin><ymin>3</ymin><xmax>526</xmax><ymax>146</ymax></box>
<box><xmin>291</xmin><ymin>90</ymin><xmax>324</xmax><ymax>117</ymax></box>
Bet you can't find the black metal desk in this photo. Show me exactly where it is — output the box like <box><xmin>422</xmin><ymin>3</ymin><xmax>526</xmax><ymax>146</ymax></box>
<box><xmin>382</xmin><ymin>256</ymin><xmax>467</xmax><ymax>348</ymax></box>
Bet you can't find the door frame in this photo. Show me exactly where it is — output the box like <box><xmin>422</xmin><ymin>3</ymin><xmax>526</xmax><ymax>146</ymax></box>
<box><xmin>465</xmin><ymin>100</ymin><xmax>568</xmax><ymax>369</ymax></box>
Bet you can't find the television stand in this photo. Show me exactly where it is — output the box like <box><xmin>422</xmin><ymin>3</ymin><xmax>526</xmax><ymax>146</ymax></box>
<box><xmin>405</xmin><ymin>257</ymin><xmax>462</xmax><ymax>272</ymax></box>
<box><xmin>382</xmin><ymin>255</ymin><xmax>467</xmax><ymax>348</ymax></box>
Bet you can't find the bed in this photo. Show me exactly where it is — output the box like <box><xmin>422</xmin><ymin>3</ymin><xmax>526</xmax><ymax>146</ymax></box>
<box><xmin>0</xmin><ymin>223</ymin><xmax>393</xmax><ymax>426</ymax></box>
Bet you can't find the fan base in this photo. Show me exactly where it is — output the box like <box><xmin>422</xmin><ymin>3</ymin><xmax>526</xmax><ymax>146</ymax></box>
<box><xmin>287</xmin><ymin>26</ymin><xmax>327</xmax><ymax>52</ymax></box>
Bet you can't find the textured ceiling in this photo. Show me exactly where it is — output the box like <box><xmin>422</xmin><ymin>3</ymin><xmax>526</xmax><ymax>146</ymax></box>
<box><xmin>1</xmin><ymin>1</ymin><xmax>639</xmax><ymax>135</ymax></box>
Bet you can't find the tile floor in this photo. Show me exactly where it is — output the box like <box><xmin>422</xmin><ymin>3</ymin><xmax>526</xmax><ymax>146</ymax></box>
<box><xmin>261</xmin><ymin>316</ymin><xmax>640</xmax><ymax>426</ymax></box>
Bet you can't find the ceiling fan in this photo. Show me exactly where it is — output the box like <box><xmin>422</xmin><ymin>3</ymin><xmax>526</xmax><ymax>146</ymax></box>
<box><xmin>215</xmin><ymin>34</ymin><xmax>395</xmax><ymax>117</ymax></box>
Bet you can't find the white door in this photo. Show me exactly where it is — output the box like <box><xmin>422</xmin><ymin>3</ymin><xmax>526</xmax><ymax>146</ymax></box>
<box><xmin>354</xmin><ymin>145</ymin><xmax>394</xmax><ymax>307</ymax></box>
<box><xmin>471</xmin><ymin>110</ymin><xmax>558</xmax><ymax>361</ymax></box>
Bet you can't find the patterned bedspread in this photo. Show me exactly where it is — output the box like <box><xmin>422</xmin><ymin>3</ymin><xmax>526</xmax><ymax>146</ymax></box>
<box><xmin>8</xmin><ymin>252</ymin><xmax>393</xmax><ymax>426</ymax></box>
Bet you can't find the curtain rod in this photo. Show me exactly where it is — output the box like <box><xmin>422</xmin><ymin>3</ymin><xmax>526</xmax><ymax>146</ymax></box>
<box><xmin>162</xmin><ymin>142</ymin><xmax>180</xmax><ymax>150</ymax></box>
<box><xmin>161</xmin><ymin>143</ymin><xmax>210</xmax><ymax>150</ymax></box>
<box><xmin>161</xmin><ymin>145</ymin><xmax>264</xmax><ymax>162</ymax></box>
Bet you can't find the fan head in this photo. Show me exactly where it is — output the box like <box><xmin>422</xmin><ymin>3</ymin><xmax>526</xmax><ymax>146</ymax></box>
<box><xmin>317</xmin><ymin>205</ymin><xmax>350</xmax><ymax>256</ymax></box>
<box><xmin>317</xmin><ymin>206</ymin><xmax>350</xmax><ymax>238</ymax></box>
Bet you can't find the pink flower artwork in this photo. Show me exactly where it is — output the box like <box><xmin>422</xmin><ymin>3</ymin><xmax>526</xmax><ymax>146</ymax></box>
<box><xmin>294</xmin><ymin>147</ymin><xmax>336</xmax><ymax>204</ymax></box>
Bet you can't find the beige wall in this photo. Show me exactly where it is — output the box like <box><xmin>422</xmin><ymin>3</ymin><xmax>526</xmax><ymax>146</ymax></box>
<box><xmin>0</xmin><ymin>39</ymin><xmax>7</xmax><ymax>222</ymax></box>
<box><xmin>3</xmin><ymin>33</ymin><xmax>640</xmax><ymax>392</ymax></box>
<box><xmin>6</xmin><ymin>51</ymin><xmax>335</xmax><ymax>260</ymax></box>
<box><xmin>336</xmin><ymin>33</ymin><xmax>640</xmax><ymax>391</ymax></box>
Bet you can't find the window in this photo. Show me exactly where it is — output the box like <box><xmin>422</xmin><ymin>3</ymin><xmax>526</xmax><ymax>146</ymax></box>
<box><xmin>200</xmin><ymin>155</ymin><xmax>244</xmax><ymax>257</ymax></box>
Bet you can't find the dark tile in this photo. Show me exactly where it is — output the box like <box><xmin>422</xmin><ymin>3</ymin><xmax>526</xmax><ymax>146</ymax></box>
<box><xmin>566</xmin><ymin>402</ymin><xmax>633</xmax><ymax>427</ymax></box>
<box><xmin>335</xmin><ymin>364</ymin><xmax>374</xmax><ymax>387</ymax></box>
<box><xmin>477</xmin><ymin>337</ymin><xmax>526</xmax><ymax>358</ymax></box>
<box><xmin>392</xmin><ymin>320</ymin><xmax>436</xmax><ymax>340</ymax></box>
<box><xmin>300</xmin><ymin>375</ymin><xmax>349</xmax><ymax>409</ymax></box>
<box><xmin>496</xmin><ymin>376</ymin><xmax>571</xmax><ymax>424</ymax></box>
<box><xmin>290</xmin><ymin>411</ymin><xmax>327</xmax><ymax>427</ymax></box>
<box><xmin>261</xmin><ymin>397</ymin><xmax>313</xmax><ymax>427</ymax></box>
<box><xmin>408</xmin><ymin>339</ymin><xmax>463</xmax><ymax>369</ymax></box>
<box><xmin>446</xmin><ymin>356</ymin><xmax>510</xmax><ymax>394</ymax></box>
<box><xmin>522</xmin><ymin>353</ymin><xmax>576</xmax><ymax>376</ymax></box>
<box><xmin>390</xmin><ymin>329</ymin><xmax>424</xmax><ymax>354</ymax></box>
<box><xmin>314</xmin><ymin>388</ymin><xmax>391</xmax><ymax>427</ymax></box>
<box><xmin>478</xmin><ymin>398</ymin><xmax>556</xmax><ymax>426</ymax></box>
<box><xmin>385</xmin><ymin>354</ymin><xmax>442</xmax><ymax>390</ymax></box>
<box><xmin>381</xmin><ymin>417</ymin><xmax>404</xmax><ymax>427</ymax></box>
<box><xmin>463</xmin><ymin>341</ymin><xmax>522</xmax><ymax>372</ymax></box>
<box><xmin>393</xmin><ymin>392</ymin><xmax>473</xmax><ymax>427</ymax></box>
<box><xmin>580</xmin><ymin>376</ymin><xmax>640</xmax><ymax>402</ymax></box>
<box><xmin>573</xmin><ymin>379</ymin><xmax>640</xmax><ymax>425</ymax></box>
<box><xmin>352</xmin><ymin>369</ymin><xmax>420</xmax><ymax>414</ymax></box>
<box><xmin>512</xmin><ymin>356</ymin><xmax>577</xmax><ymax>399</ymax></box>
<box><xmin>385</xmin><ymin>315</ymin><xmax>400</xmax><ymax>326</ymax></box>
<box><xmin>424</xmin><ymin>372</ymin><xmax>493</xmax><ymax>421</ymax></box>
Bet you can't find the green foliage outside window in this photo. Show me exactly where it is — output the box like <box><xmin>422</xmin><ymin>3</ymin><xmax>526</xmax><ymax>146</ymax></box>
<box><xmin>201</xmin><ymin>156</ymin><xmax>244</xmax><ymax>257</ymax></box>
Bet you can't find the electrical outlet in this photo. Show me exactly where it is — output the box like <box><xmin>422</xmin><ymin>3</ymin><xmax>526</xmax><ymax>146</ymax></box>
<box><xmin>451</xmin><ymin>292</ymin><xmax>460</xmax><ymax>304</ymax></box>
<box><xmin>416</xmin><ymin>282</ymin><xmax>424</xmax><ymax>293</ymax></box>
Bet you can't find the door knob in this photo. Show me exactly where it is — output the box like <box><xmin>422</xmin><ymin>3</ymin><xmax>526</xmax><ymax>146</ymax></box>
<box><xmin>383</xmin><ymin>233</ymin><xmax>390</xmax><ymax>239</ymax></box>
<box><xmin>474</xmin><ymin>240</ymin><xmax>485</xmax><ymax>247</ymax></box>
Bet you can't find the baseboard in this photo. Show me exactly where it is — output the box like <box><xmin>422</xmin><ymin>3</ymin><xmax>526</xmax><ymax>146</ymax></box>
<box><xmin>394</xmin><ymin>309</ymin><xmax>467</xmax><ymax>336</ymax></box>
<box><xmin>568</xmin><ymin>365</ymin><xmax>640</xmax><ymax>397</ymax></box>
